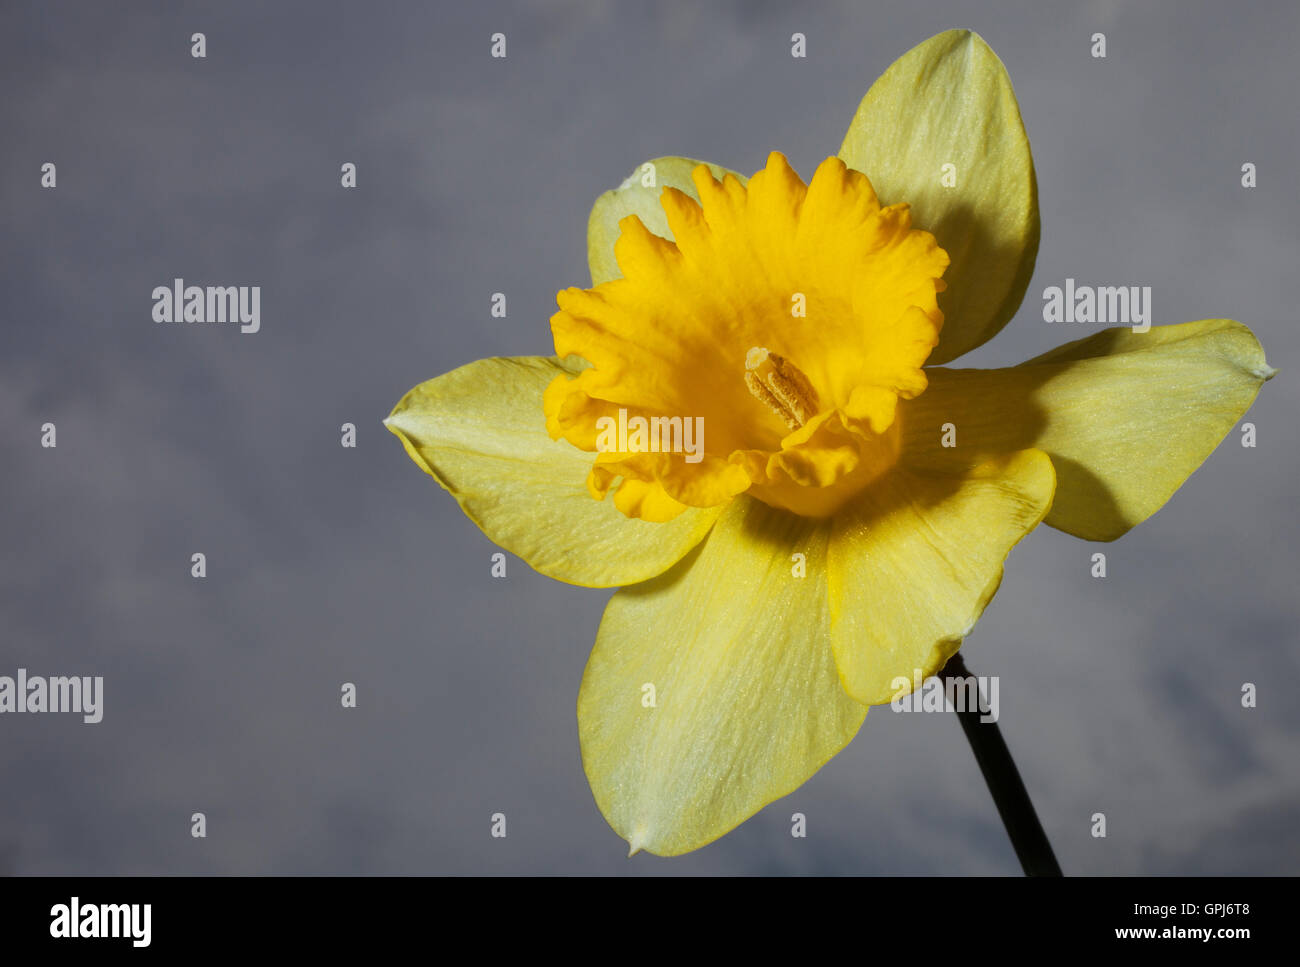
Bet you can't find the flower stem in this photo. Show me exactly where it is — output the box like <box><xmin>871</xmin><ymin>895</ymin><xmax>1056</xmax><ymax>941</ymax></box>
<box><xmin>942</xmin><ymin>652</ymin><xmax>1062</xmax><ymax>876</ymax></box>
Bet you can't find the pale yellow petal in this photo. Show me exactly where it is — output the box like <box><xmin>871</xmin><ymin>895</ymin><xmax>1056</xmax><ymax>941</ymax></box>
<box><xmin>385</xmin><ymin>355</ymin><xmax>721</xmax><ymax>588</ymax></box>
<box><xmin>828</xmin><ymin>451</ymin><xmax>1056</xmax><ymax>706</ymax></box>
<box><xmin>586</xmin><ymin>156</ymin><xmax>746</xmax><ymax>286</ymax></box>
<box><xmin>579</xmin><ymin>495</ymin><xmax>866</xmax><ymax>856</ymax></box>
<box><xmin>839</xmin><ymin>29</ymin><xmax>1038</xmax><ymax>364</ymax></box>
<box><xmin>899</xmin><ymin>320</ymin><xmax>1274</xmax><ymax>541</ymax></box>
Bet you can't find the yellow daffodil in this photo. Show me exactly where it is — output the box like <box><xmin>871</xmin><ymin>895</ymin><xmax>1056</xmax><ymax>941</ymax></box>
<box><xmin>385</xmin><ymin>30</ymin><xmax>1273</xmax><ymax>857</ymax></box>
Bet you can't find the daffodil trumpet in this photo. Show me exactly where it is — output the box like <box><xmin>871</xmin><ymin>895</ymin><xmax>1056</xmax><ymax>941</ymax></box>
<box><xmin>386</xmin><ymin>29</ymin><xmax>1272</xmax><ymax>863</ymax></box>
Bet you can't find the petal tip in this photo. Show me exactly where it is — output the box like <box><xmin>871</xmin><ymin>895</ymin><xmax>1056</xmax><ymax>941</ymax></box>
<box><xmin>626</xmin><ymin>825</ymin><xmax>651</xmax><ymax>857</ymax></box>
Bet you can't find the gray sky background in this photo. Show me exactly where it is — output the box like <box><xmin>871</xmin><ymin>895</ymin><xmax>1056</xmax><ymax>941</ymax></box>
<box><xmin>2</xmin><ymin>0</ymin><xmax>1297</xmax><ymax>874</ymax></box>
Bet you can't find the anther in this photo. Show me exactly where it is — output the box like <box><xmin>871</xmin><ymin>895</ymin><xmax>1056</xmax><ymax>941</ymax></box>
<box><xmin>744</xmin><ymin>347</ymin><xmax>820</xmax><ymax>430</ymax></box>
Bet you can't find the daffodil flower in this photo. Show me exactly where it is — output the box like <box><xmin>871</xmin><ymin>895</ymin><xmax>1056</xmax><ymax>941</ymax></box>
<box><xmin>385</xmin><ymin>30</ymin><xmax>1273</xmax><ymax>857</ymax></box>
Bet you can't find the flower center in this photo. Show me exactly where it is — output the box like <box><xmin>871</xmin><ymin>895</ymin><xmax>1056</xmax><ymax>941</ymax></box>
<box><xmin>743</xmin><ymin>347</ymin><xmax>820</xmax><ymax>431</ymax></box>
<box><xmin>543</xmin><ymin>151</ymin><xmax>950</xmax><ymax>522</ymax></box>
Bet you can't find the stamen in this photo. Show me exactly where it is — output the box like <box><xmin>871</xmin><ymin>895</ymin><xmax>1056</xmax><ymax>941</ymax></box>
<box><xmin>744</xmin><ymin>347</ymin><xmax>821</xmax><ymax>430</ymax></box>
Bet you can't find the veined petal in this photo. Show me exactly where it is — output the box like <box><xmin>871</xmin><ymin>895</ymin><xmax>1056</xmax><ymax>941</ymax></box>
<box><xmin>385</xmin><ymin>355</ymin><xmax>721</xmax><ymax>588</ymax></box>
<box><xmin>578</xmin><ymin>495</ymin><xmax>866</xmax><ymax>856</ymax></box>
<box><xmin>828</xmin><ymin>450</ymin><xmax>1056</xmax><ymax>706</ymax></box>
<box><xmin>897</xmin><ymin>320</ymin><xmax>1275</xmax><ymax>541</ymax></box>
<box><xmin>839</xmin><ymin>29</ymin><xmax>1038</xmax><ymax>364</ymax></box>
<box><xmin>586</xmin><ymin>156</ymin><xmax>747</xmax><ymax>286</ymax></box>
